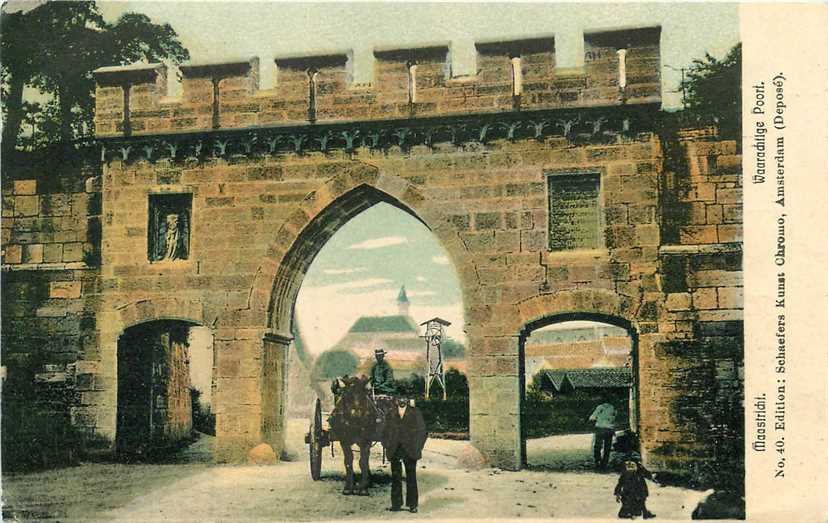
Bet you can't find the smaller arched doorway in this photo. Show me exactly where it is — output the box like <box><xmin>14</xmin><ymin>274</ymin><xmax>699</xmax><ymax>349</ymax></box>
<box><xmin>518</xmin><ymin>313</ymin><xmax>639</xmax><ymax>470</ymax></box>
<box><xmin>116</xmin><ymin>319</ymin><xmax>213</xmax><ymax>459</ymax></box>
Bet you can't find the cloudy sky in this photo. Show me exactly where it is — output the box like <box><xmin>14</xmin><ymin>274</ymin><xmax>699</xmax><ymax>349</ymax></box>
<box><xmin>10</xmin><ymin>2</ymin><xmax>739</xmax><ymax>355</ymax></box>
<box><xmin>94</xmin><ymin>2</ymin><xmax>740</xmax><ymax>109</ymax></box>
<box><xmin>295</xmin><ymin>203</ymin><xmax>463</xmax><ymax>354</ymax></box>
<box><xmin>88</xmin><ymin>2</ymin><xmax>738</xmax><ymax>354</ymax></box>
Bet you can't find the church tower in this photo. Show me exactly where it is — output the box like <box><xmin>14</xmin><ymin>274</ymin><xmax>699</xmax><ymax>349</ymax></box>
<box><xmin>397</xmin><ymin>285</ymin><xmax>410</xmax><ymax>316</ymax></box>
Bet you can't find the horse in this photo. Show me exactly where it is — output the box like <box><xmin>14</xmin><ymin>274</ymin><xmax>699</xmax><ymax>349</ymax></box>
<box><xmin>328</xmin><ymin>375</ymin><xmax>379</xmax><ymax>496</ymax></box>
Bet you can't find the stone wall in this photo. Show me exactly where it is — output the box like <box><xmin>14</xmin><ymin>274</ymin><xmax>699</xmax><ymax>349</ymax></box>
<box><xmin>92</xmin><ymin>27</ymin><xmax>660</xmax><ymax>137</ymax></box>
<box><xmin>654</xmin><ymin>133</ymin><xmax>743</xmax><ymax>474</ymax></box>
<box><xmin>1</xmin><ymin>153</ymin><xmax>102</xmax><ymax>469</ymax></box>
<box><xmin>2</xmin><ymin>25</ymin><xmax>742</xmax><ymax>481</ymax></box>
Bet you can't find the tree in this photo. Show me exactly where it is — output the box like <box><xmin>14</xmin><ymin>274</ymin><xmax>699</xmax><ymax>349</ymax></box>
<box><xmin>441</xmin><ymin>337</ymin><xmax>465</xmax><ymax>359</ymax></box>
<box><xmin>1</xmin><ymin>2</ymin><xmax>189</xmax><ymax>153</ymax></box>
<box><xmin>311</xmin><ymin>350</ymin><xmax>359</xmax><ymax>382</ymax></box>
<box><xmin>678</xmin><ymin>43</ymin><xmax>741</xmax><ymax>138</ymax></box>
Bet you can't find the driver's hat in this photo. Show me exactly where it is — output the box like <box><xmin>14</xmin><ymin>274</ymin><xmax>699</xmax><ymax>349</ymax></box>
<box><xmin>374</xmin><ymin>348</ymin><xmax>387</xmax><ymax>356</ymax></box>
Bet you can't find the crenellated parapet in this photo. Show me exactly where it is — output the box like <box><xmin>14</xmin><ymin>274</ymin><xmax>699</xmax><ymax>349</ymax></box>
<box><xmin>95</xmin><ymin>27</ymin><xmax>661</xmax><ymax>145</ymax></box>
<box><xmin>93</xmin><ymin>26</ymin><xmax>661</xmax><ymax>139</ymax></box>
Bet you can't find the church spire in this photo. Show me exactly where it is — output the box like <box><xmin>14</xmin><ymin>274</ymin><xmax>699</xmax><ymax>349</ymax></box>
<box><xmin>397</xmin><ymin>285</ymin><xmax>410</xmax><ymax>316</ymax></box>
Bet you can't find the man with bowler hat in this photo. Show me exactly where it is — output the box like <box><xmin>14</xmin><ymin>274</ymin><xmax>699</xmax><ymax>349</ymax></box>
<box><xmin>384</xmin><ymin>397</ymin><xmax>428</xmax><ymax>513</ymax></box>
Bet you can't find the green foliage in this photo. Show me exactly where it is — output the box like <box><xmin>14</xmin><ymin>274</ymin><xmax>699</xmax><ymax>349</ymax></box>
<box><xmin>395</xmin><ymin>373</ymin><xmax>425</xmax><ymax>398</ymax></box>
<box><xmin>392</xmin><ymin>371</ymin><xmax>470</xmax><ymax>433</ymax></box>
<box><xmin>678</xmin><ymin>43</ymin><xmax>741</xmax><ymax>138</ymax></box>
<box><xmin>189</xmin><ymin>387</ymin><xmax>215</xmax><ymax>436</ymax></box>
<box><xmin>1</xmin><ymin>2</ymin><xmax>189</xmax><ymax>151</ymax></box>
<box><xmin>441</xmin><ymin>337</ymin><xmax>465</xmax><ymax>359</ymax></box>
<box><xmin>418</xmin><ymin>397</ymin><xmax>469</xmax><ymax>434</ymax></box>
<box><xmin>522</xmin><ymin>388</ymin><xmax>631</xmax><ymax>439</ymax></box>
<box><xmin>394</xmin><ymin>369</ymin><xmax>469</xmax><ymax>400</ymax></box>
<box><xmin>312</xmin><ymin>350</ymin><xmax>359</xmax><ymax>381</ymax></box>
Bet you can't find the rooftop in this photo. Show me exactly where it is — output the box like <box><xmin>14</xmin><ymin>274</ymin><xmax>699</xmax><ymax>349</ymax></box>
<box><xmin>348</xmin><ymin>315</ymin><xmax>417</xmax><ymax>333</ymax></box>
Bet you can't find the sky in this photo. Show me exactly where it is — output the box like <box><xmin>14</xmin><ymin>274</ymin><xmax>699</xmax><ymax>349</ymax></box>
<box><xmin>92</xmin><ymin>2</ymin><xmax>740</xmax><ymax>109</ymax></box>
<box><xmin>5</xmin><ymin>1</ymin><xmax>740</xmax><ymax>357</ymax></box>
<box><xmin>85</xmin><ymin>2</ymin><xmax>737</xmax><ymax>355</ymax></box>
<box><xmin>295</xmin><ymin>203</ymin><xmax>464</xmax><ymax>354</ymax></box>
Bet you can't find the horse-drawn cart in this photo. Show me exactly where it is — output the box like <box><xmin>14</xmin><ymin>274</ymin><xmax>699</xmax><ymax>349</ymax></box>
<box><xmin>304</xmin><ymin>398</ymin><xmax>329</xmax><ymax>480</ymax></box>
<box><xmin>303</xmin><ymin>377</ymin><xmax>392</xmax><ymax>487</ymax></box>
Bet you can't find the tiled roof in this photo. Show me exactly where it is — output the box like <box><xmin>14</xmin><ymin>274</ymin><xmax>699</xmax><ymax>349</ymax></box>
<box><xmin>539</xmin><ymin>367</ymin><xmax>632</xmax><ymax>391</ymax></box>
<box><xmin>348</xmin><ymin>315</ymin><xmax>417</xmax><ymax>333</ymax></box>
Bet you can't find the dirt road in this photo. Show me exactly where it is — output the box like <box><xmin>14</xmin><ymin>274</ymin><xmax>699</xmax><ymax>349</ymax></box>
<box><xmin>2</xmin><ymin>420</ymin><xmax>707</xmax><ymax>522</ymax></box>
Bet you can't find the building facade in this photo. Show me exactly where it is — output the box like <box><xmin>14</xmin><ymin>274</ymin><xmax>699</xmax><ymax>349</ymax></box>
<box><xmin>1</xmin><ymin>26</ymin><xmax>743</xmax><ymax>476</ymax></box>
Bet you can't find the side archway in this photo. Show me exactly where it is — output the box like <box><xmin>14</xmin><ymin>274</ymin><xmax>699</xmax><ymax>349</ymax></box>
<box><xmin>514</xmin><ymin>290</ymin><xmax>642</xmax><ymax>469</ymax></box>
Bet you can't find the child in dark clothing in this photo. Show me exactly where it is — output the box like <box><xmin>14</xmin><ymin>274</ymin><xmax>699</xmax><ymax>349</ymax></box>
<box><xmin>614</xmin><ymin>459</ymin><xmax>657</xmax><ymax>519</ymax></box>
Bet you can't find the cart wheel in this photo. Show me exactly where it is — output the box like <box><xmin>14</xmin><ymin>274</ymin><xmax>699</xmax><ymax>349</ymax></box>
<box><xmin>309</xmin><ymin>398</ymin><xmax>323</xmax><ymax>480</ymax></box>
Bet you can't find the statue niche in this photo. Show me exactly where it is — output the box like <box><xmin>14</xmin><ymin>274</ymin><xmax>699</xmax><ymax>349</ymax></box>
<box><xmin>148</xmin><ymin>193</ymin><xmax>191</xmax><ymax>262</ymax></box>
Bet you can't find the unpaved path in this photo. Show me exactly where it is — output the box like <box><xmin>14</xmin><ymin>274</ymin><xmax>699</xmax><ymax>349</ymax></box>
<box><xmin>2</xmin><ymin>421</ymin><xmax>708</xmax><ymax>522</ymax></box>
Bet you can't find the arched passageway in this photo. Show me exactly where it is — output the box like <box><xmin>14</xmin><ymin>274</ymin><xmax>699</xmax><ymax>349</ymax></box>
<box><xmin>258</xmin><ymin>179</ymin><xmax>470</xmax><ymax>456</ymax></box>
<box><xmin>518</xmin><ymin>313</ymin><xmax>639</xmax><ymax>471</ymax></box>
<box><xmin>116</xmin><ymin>319</ymin><xmax>212</xmax><ymax>460</ymax></box>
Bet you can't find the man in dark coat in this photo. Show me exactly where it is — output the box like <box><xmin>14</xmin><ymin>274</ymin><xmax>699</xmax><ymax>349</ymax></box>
<box><xmin>369</xmin><ymin>348</ymin><xmax>396</xmax><ymax>395</ymax></box>
<box><xmin>383</xmin><ymin>397</ymin><xmax>428</xmax><ymax>513</ymax></box>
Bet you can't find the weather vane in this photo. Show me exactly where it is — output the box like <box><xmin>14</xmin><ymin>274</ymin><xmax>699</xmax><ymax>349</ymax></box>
<box><xmin>420</xmin><ymin>317</ymin><xmax>451</xmax><ymax>400</ymax></box>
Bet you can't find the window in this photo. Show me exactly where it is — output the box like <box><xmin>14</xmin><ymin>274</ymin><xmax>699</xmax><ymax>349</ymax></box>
<box><xmin>148</xmin><ymin>193</ymin><xmax>192</xmax><ymax>262</ymax></box>
<box><xmin>547</xmin><ymin>173</ymin><xmax>603</xmax><ymax>251</ymax></box>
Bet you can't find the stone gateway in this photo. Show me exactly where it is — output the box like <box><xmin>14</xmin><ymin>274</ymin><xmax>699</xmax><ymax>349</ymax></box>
<box><xmin>1</xmin><ymin>26</ymin><xmax>743</xmax><ymax>479</ymax></box>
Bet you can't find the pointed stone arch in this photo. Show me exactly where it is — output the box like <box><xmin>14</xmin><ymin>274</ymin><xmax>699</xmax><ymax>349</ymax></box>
<box><xmin>247</xmin><ymin>164</ymin><xmax>473</xmax><ymax>460</ymax></box>
<box><xmin>247</xmin><ymin>164</ymin><xmax>472</xmax><ymax>337</ymax></box>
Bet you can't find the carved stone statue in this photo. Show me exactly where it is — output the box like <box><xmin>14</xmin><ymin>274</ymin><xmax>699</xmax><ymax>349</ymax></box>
<box><xmin>162</xmin><ymin>214</ymin><xmax>180</xmax><ymax>260</ymax></box>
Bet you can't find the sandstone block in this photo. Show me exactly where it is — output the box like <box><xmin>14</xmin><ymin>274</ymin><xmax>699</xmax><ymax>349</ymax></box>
<box><xmin>63</xmin><ymin>242</ymin><xmax>84</xmax><ymax>262</ymax></box>
<box><xmin>494</xmin><ymin>231</ymin><xmax>520</xmax><ymax>253</ymax></box>
<box><xmin>691</xmin><ymin>270</ymin><xmax>742</xmax><ymax>288</ymax></box>
<box><xmin>706</xmin><ymin>204</ymin><xmax>723</xmax><ymax>225</ymax></box>
<box><xmin>456</xmin><ymin>443</ymin><xmax>489</xmax><ymax>470</ymax></box>
<box><xmin>247</xmin><ymin>443</ymin><xmax>278</xmax><ymax>465</ymax></box>
<box><xmin>716</xmin><ymin>188</ymin><xmax>741</xmax><ymax>204</ymax></box>
<box><xmin>693</xmin><ymin>288</ymin><xmax>718</xmax><ymax>310</ymax></box>
<box><xmin>519</xmin><ymin>230</ymin><xmax>547</xmax><ymax>252</ymax></box>
<box><xmin>22</xmin><ymin>243</ymin><xmax>44</xmax><ymax>264</ymax></box>
<box><xmin>665</xmin><ymin>292</ymin><xmax>692</xmax><ymax>312</ymax></box>
<box><xmin>4</xmin><ymin>244</ymin><xmax>22</xmax><ymax>264</ymax></box>
<box><xmin>14</xmin><ymin>180</ymin><xmax>37</xmax><ymax>195</ymax></box>
<box><xmin>679</xmin><ymin>225</ymin><xmax>717</xmax><ymax>245</ymax></box>
<box><xmin>50</xmin><ymin>281</ymin><xmax>82</xmax><ymax>299</ymax></box>
<box><xmin>685</xmin><ymin>183</ymin><xmax>716</xmax><ymax>202</ymax></box>
<box><xmin>717</xmin><ymin>287</ymin><xmax>743</xmax><ymax>309</ymax></box>
<box><xmin>717</xmin><ymin>224</ymin><xmax>742</xmax><ymax>243</ymax></box>
<box><xmin>14</xmin><ymin>195</ymin><xmax>39</xmax><ymax>217</ymax></box>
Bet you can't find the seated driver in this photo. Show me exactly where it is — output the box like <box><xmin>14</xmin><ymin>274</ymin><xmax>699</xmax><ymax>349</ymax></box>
<box><xmin>369</xmin><ymin>348</ymin><xmax>396</xmax><ymax>396</ymax></box>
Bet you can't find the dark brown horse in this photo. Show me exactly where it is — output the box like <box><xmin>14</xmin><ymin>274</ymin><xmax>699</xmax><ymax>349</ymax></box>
<box><xmin>328</xmin><ymin>376</ymin><xmax>379</xmax><ymax>495</ymax></box>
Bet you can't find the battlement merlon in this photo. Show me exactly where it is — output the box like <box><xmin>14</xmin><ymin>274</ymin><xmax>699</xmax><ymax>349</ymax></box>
<box><xmin>93</xmin><ymin>26</ymin><xmax>661</xmax><ymax>138</ymax></box>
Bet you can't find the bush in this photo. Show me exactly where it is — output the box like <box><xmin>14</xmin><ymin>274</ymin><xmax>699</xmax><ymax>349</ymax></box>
<box><xmin>189</xmin><ymin>387</ymin><xmax>215</xmax><ymax>436</ymax></box>
<box><xmin>394</xmin><ymin>371</ymin><xmax>470</xmax><ymax>433</ymax></box>
<box><xmin>418</xmin><ymin>397</ymin><xmax>469</xmax><ymax>434</ymax></box>
<box><xmin>522</xmin><ymin>388</ymin><xmax>631</xmax><ymax>439</ymax></box>
<box><xmin>311</xmin><ymin>350</ymin><xmax>358</xmax><ymax>381</ymax></box>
